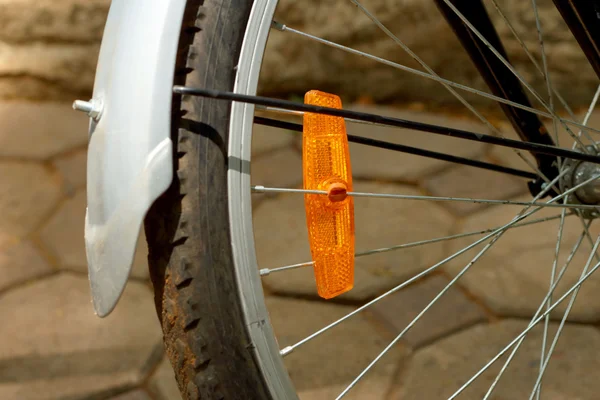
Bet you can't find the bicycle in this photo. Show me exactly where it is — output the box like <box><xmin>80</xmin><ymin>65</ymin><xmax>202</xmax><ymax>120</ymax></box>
<box><xmin>74</xmin><ymin>0</ymin><xmax>600</xmax><ymax>398</ymax></box>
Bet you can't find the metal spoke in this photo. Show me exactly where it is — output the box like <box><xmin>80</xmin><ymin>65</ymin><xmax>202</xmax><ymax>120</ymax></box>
<box><xmin>581</xmin><ymin>85</ymin><xmax>600</xmax><ymax>129</ymax></box>
<box><xmin>527</xmin><ymin>235</ymin><xmax>600</xmax><ymax>400</ymax></box>
<box><xmin>269</xmin><ymin>21</ymin><xmax>600</xmax><ymax>136</ymax></box>
<box><xmin>253</xmin><ymin>116</ymin><xmax>537</xmax><ymax>179</ymax></box>
<box><xmin>334</xmin><ymin>170</ymin><xmax>594</xmax><ymax>398</ymax></box>
<box><xmin>336</xmin><ymin>215</ymin><xmax>524</xmax><ymax>399</ymax></box>
<box><xmin>252</xmin><ymin>185</ymin><xmax>600</xmax><ymax>211</ymax></box>
<box><xmin>252</xmin><ymin>7</ymin><xmax>600</xmax><ymax>399</ymax></box>
<box><xmin>577</xmin><ymin>213</ymin><xmax>600</xmax><ymax>263</ymax></box>
<box><xmin>176</xmin><ymin>86</ymin><xmax>600</xmax><ymax>166</ymax></box>
<box><xmin>280</xmin><ymin>217</ymin><xmax>512</xmax><ymax>357</ymax></box>
<box><xmin>269</xmin><ymin>14</ymin><xmax>593</xmax><ymax>196</ymax></box>
<box><xmin>439</xmin><ymin>0</ymin><xmax>590</xmax><ymax>152</ymax></box>
<box><xmin>343</xmin><ymin>0</ymin><xmax>554</xmax><ymax>184</ymax></box>
<box><xmin>453</xmin><ymin>235</ymin><xmax>600</xmax><ymax>399</ymax></box>
<box><xmin>482</xmin><ymin>225</ymin><xmax>590</xmax><ymax>399</ymax></box>
<box><xmin>537</xmin><ymin>203</ymin><xmax>568</xmax><ymax>400</ymax></box>
<box><xmin>532</xmin><ymin>0</ymin><xmax>558</xmax><ymax>147</ymax></box>
<box><xmin>489</xmin><ymin>0</ymin><xmax>576</xmax><ymax>120</ymax></box>
<box><xmin>347</xmin><ymin>0</ymin><xmax>504</xmax><ymax>138</ymax></box>
<box><xmin>256</xmin><ymin>104</ymin><xmax>389</xmax><ymax>127</ymax></box>
<box><xmin>474</xmin><ymin>81</ymin><xmax>599</xmax><ymax>396</ymax></box>
<box><xmin>259</xmin><ymin>213</ymin><xmax>570</xmax><ymax>276</ymax></box>
<box><xmin>531</xmin><ymin>2</ymin><xmax>558</xmax><ymax>397</ymax></box>
<box><xmin>279</xmin><ymin>170</ymin><xmax>593</xmax><ymax>357</ymax></box>
<box><xmin>537</xmin><ymin>204</ymin><xmax>565</xmax><ymax>399</ymax></box>
<box><xmin>532</xmin><ymin>0</ymin><xmax>598</xmax><ymax>153</ymax></box>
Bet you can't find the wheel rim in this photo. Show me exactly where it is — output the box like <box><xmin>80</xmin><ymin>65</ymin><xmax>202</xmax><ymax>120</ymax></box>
<box><xmin>228</xmin><ymin>0</ymin><xmax>298</xmax><ymax>399</ymax></box>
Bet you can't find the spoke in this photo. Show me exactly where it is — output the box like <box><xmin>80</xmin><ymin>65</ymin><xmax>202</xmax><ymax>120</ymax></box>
<box><xmin>337</xmin><ymin>215</ymin><xmax>524</xmax><ymax>399</ymax></box>
<box><xmin>537</xmin><ymin>202</ymin><xmax>565</xmax><ymax>399</ymax></box>
<box><xmin>343</xmin><ymin>0</ymin><xmax>552</xmax><ymax>183</ymax></box>
<box><xmin>531</xmin><ymin>0</ymin><xmax>596</xmax><ymax>151</ymax></box>
<box><xmin>581</xmin><ymin>85</ymin><xmax>600</xmax><ymax>129</ymax></box>
<box><xmin>256</xmin><ymin>105</ymin><xmax>389</xmax><ymax>128</ymax></box>
<box><xmin>449</xmin><ymin>258</ymin><xmax>600</xmax><ymax>399</ymax></box>
<box><xmin>528</xmin><ymin>235</ymin><xmax>600</xmax><ymax>399</ymax></box>
<box><xmin>531</xmin><ymin>2</ymin><xmax>558</xmax><ymax>397</ymax></box>
<box><xmin>335</xmin><ymin>170</ymin><xmax>588</xmax><ymax>399</ymax></box>
<box><xmin>279</xmin><ymin>170</ymin><xmax>591</xmax><ymax>357</ymax></box>
<box><xmin>489</xmin><ymin>0</ymin><xmax>576</xmax><ymax>120</ymax></box>
<box><xmin>532</xmin><ymin>0</ymin><xmax>558</xmax><ymax>147</ymax></box>
<box><xmin>177</xmin><ymin>86</ymin><xmax>600</xmax><ymax>165</ymax></box>
<box><xmin>259</xmin><ymin>213</ymin><xmax>570</xmax><ymax>276</ymax></box>
<box><xmin>254</xmin><ymin>116</ymin><xmax>537</xmax><ymax>179</ymax></box>
<box><xmin>269</xmin><ymin>21</ymin><xmax>600</xmax><ymax>136</ymax></box>
<box><xmin>347</xmin><ymin>0</ymin><xmax>503</xmax><ymax>138</ymax></box>
<box><xmin>256</xmin><ymin>104</ymin><xmax>304</xmax><ymax>118</ymax></box>
<box><xmin>568</xmin><ymin>84</ymin><xmax>600</xmax><ymax>156</ymax></box>
<box><xmin>281</xmin><ymin>218</ymin><xmax>510</xmax><ymax>357</ymax></box>
<box><xmin>571</xmin><ymin>87</ymin><xmax>600</xmax><ymax>268</ymax></box>
<box><xmin>439</xmin><ymin>0</ymin><xmax>590</xmax><ymax>152</ymax></box>
<box><xmin>252</xmin><ymin>185</ymin><xmax>600</xmax><ymax>211</ymax></box>
<box><xmin>485</xmin><ymin>77</ymin><xmax>598</xmax><ymax>392</ymax></box>
<box><xmin>448</xmin><ymin>75</ymin><xmax>599</xmax><ymax>400</ymax></box>
<box><xmin>577</xmin><ymin>213</ymin><xmax>600</xmax><ymax>263</ymax></box>
<box><xmin>482</xmin><ymin>225</ymin><xmax>589</xmax><ymax>400</ymax></box>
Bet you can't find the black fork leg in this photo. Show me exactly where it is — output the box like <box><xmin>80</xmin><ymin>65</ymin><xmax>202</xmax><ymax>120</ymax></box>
<box><xmin>433</xmin><ymin>0</ymin><xmax>558</xmax><ymax>195</ymax></box>
<box><xmin>553</xmin><ymin>1</ymin><xmax>600</xmax><ymax>80</ymax></box>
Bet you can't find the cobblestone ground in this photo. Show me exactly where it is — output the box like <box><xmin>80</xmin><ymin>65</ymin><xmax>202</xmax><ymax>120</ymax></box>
<box><xmin>2</xmin><ymin>101</ymin><xmax>600</xmax><ymax>399</ymax></box>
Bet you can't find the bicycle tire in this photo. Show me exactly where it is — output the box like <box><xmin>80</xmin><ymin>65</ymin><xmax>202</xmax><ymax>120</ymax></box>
<box><xmin>143</xmin><ymin>0</ymin><xmax>273</xmax><ymax>398</ymax></box>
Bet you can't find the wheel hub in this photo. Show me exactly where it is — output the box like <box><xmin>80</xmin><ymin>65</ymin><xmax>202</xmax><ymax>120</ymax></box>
<box><xmin>560</xmin><ymin>144</ymin><xmax>600</xmax><ymax>218</ymax></box>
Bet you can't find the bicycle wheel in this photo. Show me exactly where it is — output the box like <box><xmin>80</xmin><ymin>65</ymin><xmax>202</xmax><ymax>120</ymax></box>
<box><xmin>143</xmin><ymin>0</ymin><xmax>600</xmax><ymax>399</ymax></box>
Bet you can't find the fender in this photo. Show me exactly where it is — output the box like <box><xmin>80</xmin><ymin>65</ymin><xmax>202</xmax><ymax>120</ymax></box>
<box><xmin>80</xmin><ymin>0</ymin><xmax>187</xmax><ymax>317</ymax></box>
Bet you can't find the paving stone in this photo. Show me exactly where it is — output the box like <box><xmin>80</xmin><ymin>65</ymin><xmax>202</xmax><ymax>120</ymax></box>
<box><xmin>38</xmin><ymin>190</ymin><xmax>85</xmax><ymax>271</ymax></box>
<box><xmin>398</xmin><ymin>319</ymin><xmax>600</xmax><ymax>399</ymax></box>
<box><xmin>0</xmin><ymin>274</ymin><xmax>162</xmax><ymax>400</ymax></box>
<box><xmin>0</xmin><ymin>161</ymin><xmax>62</xmax><ymax>238</ymax></box>
<box><xmin>53</xmin><ymin>148</ymin><xmax>87</xmax><ymax>194</ymax></box>
<box><xmin>251</xmin><ymin>147</ymin><xmax>303</xmax><ymax>189</ymax></box>
<box><xmin>39</xmin><ymin>189</ymin><xmax>149</xmax><ymax>280</ymax></box>
<box><xmin>422</xmin><ymin>163</ymin><xmax>528</xmax><ymax>216</ymax></box>
<box><xmin>346</xmin><ymin>105</ymin><xmax>488</xmax><ymax>182</ymax></box>
<box><xmin>256</xmin><ymin>181</ymin><xmax>454</xmax><ymax>301</ymax></box>
<box><xmin>266</xmin><ymin>296</ymin><xmax>407</xmax><ymax>395</ymax></box>
<box><xmin>369</xmin><ymin>275</ymin><xmax>487</xmax><ymax>349</ymax></box>
<box><xmin>0</xmin><ymin>102</ymin><xmax>89</xmax><ymax>159</ymax></box>
<box><xmin>0</xmin><ymin>240</ymin><xmax>52</xmax><ymax>293</ymax></box>
<box><xmin>298</xmin><ymin>376</ymin><xmax>395</xmax><ymax>400</ymax></box>
<box><xmin>109</xmin><ymin>389</ymin><xmax>152</xmax><ymax>400</ymax></box>
<box><xmin>444</xmin><ymin>197</ymin><xmax>600</xmax><ymax>322</ymax></box>
<box><xmin>252</xmin><ymin>121</ymin><xmax>296</xmax><ymax>156</ymax></box>
<box><xmin>148</xmin><ymin>357</ymin><xmax>182</xmax><ymax>400</ymax></box>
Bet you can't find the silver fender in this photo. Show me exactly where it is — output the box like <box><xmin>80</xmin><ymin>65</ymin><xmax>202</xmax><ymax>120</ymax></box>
<box><xmin>84</xmin><ymin>0</ymin><xmax>187</xmax><ymax>317</ymax></box>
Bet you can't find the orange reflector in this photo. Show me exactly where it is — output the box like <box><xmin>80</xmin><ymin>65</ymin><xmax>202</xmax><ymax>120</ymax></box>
<box><xmin>303</xmin><ymin>90</ymin><xmax>355</xmax><ymax>299</ymax></box>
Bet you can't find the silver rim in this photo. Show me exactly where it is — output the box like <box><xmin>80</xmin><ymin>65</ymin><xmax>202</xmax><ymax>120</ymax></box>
<box><xmin>228</xmin><ymin>0</ymin><xmax>297</xmax><ymax>399</ymax></box>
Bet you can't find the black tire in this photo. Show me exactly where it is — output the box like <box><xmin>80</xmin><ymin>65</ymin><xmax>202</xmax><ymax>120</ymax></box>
<box><xmin>144</xmin><ymin>0</ymin><xmax>273</xmax><ymax>398</ymax></box>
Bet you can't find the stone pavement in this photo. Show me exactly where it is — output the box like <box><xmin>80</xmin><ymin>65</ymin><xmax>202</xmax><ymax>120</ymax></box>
<box><xmin>2</xmin><ymin>101</ymin><xmax>600</xmax><ymax>399</ymax></box>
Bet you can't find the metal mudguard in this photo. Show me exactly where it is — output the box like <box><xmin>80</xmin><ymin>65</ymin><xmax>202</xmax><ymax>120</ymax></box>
<box><xmin>84</xmin><ymin>0</ymin><xmax>187</xmax><ymax>317</ymax></box>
